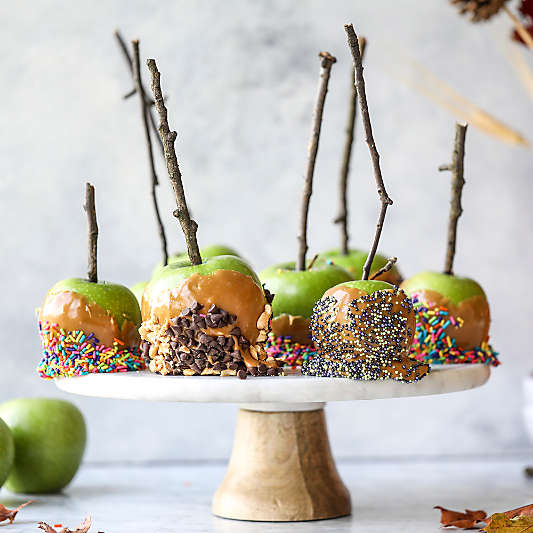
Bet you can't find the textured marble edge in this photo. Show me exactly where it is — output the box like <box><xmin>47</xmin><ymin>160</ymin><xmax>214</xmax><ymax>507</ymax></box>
<box><xmin>54</xmin><ymin>365</ymin><xmax>491</xmax><ymax>404</ymax></box>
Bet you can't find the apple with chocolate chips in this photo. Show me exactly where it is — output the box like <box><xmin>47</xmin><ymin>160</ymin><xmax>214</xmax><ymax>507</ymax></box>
<box><xmin>140</xmin><ymin>255</ymin><xmax>279</xmax><ymax>378</ymax></box>
<box><xmin>259</xmin><ymin>260</ymin><xmax>353</xmax><ymax>345</ymax></box>
<box><xmin>303</xmin><ymin>280</ymin><xmax>430</xmax><ymax>382</ymax></box>
<box><xmin>322</xmin><ymin>249</ymin><xmax>402</xmax><ymax>285</ymax></box>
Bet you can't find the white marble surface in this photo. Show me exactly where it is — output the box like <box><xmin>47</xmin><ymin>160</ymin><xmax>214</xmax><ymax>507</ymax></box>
<box><xmin>54</xmin><ymin>366</ymin><xmax>490</xmax><ymax>406</ymax></box>
<box><xmin>2</xmin><ymin>457</ymin><xmax>532</xmax><ymax>532</ymax></box>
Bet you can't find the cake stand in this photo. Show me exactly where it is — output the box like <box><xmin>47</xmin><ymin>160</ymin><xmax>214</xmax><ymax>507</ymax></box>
<box><xmin>56</xmin><ymin>365</ymin><xmax>490</xmax><ymax>522</ymax></box>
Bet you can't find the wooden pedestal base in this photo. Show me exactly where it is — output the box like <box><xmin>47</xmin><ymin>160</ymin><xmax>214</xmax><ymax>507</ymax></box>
<box><xmin>212</xmin><ymin>407</ymin><xmax>351</xmax><ymax>522</ymax></box>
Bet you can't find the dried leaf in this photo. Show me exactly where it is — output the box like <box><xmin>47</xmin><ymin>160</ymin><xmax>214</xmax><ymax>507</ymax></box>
<box><xmin>435</xmin><ymin>505</ymin><xmax>487</xmax><ymax>528</ymax></box>
<box><xmin>38</xmin><ymin>515</ymin><xmax>92</xmax><ymax>533</ymax></box>
<box><xmin>483</xmin><ymin>513</ymin><xmax>533</xmax><ymax>532</ymax></box>
<box><xmin>485</xmin><ymin>504</ymin><xmax>533</xmax><ymax>527</ymax></box>
<box><xmin>0</xmin><ymin>500</ymin><xmax>33</xmax><ymax>524</ymax></box>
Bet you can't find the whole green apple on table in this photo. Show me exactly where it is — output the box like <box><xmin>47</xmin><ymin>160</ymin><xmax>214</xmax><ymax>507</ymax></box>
<box><xmin>0</xmin><ymin>417</ymin><xmax>14</xmax><ymax>488</ymax></box>
<box><xmin>0</xmin><ymin>398</ymin><xmax>86</xmax><ymax>494</ymax></box>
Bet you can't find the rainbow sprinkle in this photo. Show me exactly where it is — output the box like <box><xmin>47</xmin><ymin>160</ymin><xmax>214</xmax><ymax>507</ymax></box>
<box><xmin>37</xmin><ymin>321</ymin><xmax>145</xmax><ymax>379</ymax></box>
<box><xmin>265</xmin><ymin>334</ymin><xmax>316</xmax><ymax>367</ymax></box>
<box><xmin>410</xmin><ymin>296</ymin><xmax>500</xmax><ymax>366</ymax></box>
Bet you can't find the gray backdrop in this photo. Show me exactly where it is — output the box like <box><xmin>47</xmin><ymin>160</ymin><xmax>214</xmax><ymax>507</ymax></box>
<box><xmin>2</xmin><ymin>0</ymin><xmax>532</xmax><ymax>462</ymax></box>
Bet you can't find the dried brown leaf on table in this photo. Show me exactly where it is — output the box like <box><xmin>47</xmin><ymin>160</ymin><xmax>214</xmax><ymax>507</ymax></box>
<box><xmin>482</xmin><ymin>512</ymin><xmax>533</xmax><ymax>531</ymax></box>
<box><xmin>0</xmin><ymin>500</ymin><xmax>33</xmax><ymax>523</ymax></box>
<box><xmin>435</xmin><ymin>505</ymin><xmax>487</xmax><ymax>528</ymax></box>
<box><xmin>38</xmin><ymin>515</ymin><xmax>92</xmax><ymax>533</ymax></box>
<box><xmin>484</xmin><ymin>504</ymin><xmax>533</xmax><ymax>528</ymax></box>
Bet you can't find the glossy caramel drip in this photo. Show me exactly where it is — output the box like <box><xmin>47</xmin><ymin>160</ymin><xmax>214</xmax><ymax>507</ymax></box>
<box><xmin>412</xmin><ymin>289</ymin><xmax>490</xmax><ymax>349</ymax></box>
<box><xmin>271</xmin><ymin>315</ymin><xmax>312</xmax><ymax>345</ymax></box>
<box><xmin>39</xmin><ymin>291</ymin><xmax>140</xmax><ymax>348</ymax></box>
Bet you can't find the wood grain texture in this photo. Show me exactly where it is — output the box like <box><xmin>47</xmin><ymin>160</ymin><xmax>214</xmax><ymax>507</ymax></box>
<box><xmin>212</xmin><ymin>408</ymin><xmax>351</xmax><ymax>521</ymax></box>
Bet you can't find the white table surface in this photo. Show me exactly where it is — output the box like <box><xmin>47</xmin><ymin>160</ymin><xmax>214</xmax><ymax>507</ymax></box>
<box><xmin>2</xmin><ymin>455</ymin><xmax>532</xmax><ymax>532</ymax></box>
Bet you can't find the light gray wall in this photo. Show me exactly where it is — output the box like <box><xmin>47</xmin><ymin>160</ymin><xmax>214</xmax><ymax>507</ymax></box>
<box><xmin>2</xmin><ymin>0</ymin><xmax>532</xmax><ymax>462</ymax></box>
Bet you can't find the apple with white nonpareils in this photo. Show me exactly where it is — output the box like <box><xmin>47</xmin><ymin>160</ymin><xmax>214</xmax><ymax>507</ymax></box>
<box><xmin>304</xmin><ymin>279</ymin><xmax>430</xmax><ymax>382</ymax></box>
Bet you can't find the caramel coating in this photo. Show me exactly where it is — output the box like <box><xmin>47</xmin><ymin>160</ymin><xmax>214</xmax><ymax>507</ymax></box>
<box><xmin>40</xmin><ymin>291</ymin><xmax>140</xmax><ymax>348</ymax></box>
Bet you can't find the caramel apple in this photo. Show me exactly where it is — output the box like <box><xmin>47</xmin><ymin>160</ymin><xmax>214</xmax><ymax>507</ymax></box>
<box><xmin>400</xmin><ymin>124</ymin><xmax>498</xmax><ymax>366</ymax></box>
<box><xmin>140</xmin><ymin>256</ymin><xmax>278</xmax><ymax>378</ymax></box>
<box><xmin>303</xmin><ymin>280</ymin><xmax>430</xmax><ymax>382</ymax></box>
<box><xmin>37</xmin><ymin>184</ymin><xmax>144</xmax><ymax>379</ymax></box>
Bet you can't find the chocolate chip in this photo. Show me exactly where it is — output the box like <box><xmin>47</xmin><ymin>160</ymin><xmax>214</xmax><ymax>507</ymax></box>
<box><xmin>208</xmin><ymin>304</ymin><xmax>219</xmax><ymax>313</ymax></box>
<box><xmin>213</xmin><ymin>362</ymin><xmax>225</xmax><ymax>372</ymax></box>
<box><xmin>231</xmin><ymin>351</ymin><xmax>242</xmax><ymax>362</ymax></box>
<box><xmin>191</xmin><ymin>301</ymin><xmax>203</xmax><ymax>312</ymax></box>
<box><xmin>237</xmin><ymin>369</ymin><xmax>247</xmax><ymax>380</ymax></box>
<box><xmin>222</xmin><ymin>354</ymin><xmax>232</xmax><ymax>363</ymax></box>
<box><xmin>230</xmin><ymin>326</ymin><xmax>241</xmax><ymax>337</ymax></box>
<box><xmin>211</xmin><ymin>313</ymin><xmax>223</xmax><ymax>325</ymax></box>
<box><xmin>217</xmin><ymin>336</ymin><xmax>226</xmax><ymax>346</ymax></box>
<box><xmin>225</xmin><ymin>337</ymin><xmax>235</xmax><ymax>350</ymax></box>
<box><xmin>267</xmin><ymin>368</ymin><xmax>277</xmax><ymax>376</ymax></box>
<box><xmin>170</xmin><ymin>317</ymin><xmax>180</xmax><ymax>326</ymax></box>
<box><xmin>229</xmin><ymin>314</ymin><xmax>237</xmax><ymax>324</ymax></box>
<box><xmin>228</xmin><ymin>362</ymin><xmax>239</xmax><ymax>371</ymax></box>
<box><xmin>170</xmin><ymin>326</ymin><xmax>182</xmax><ymax>337</ymax></box>
<box><xmin>190</xmin><ymin>364</ymin><xmax>201</xmax><ymax>374</ymax></box>
<box><xmin>249</xmin><ymin>366</ymin><xmax>258</xmax><ymax>376</ymax></box>
<box><xmin>258</xmin><ymin>364</ymin><xmax>267</xmax><ymax>375</ymax></box>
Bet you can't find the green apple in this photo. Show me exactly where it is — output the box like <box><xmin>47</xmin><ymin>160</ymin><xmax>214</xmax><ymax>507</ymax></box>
<box><xmin>259</xmin><ymin>260</ymin><xmax>353</xmax><ymax>318</ymax></box>
<box><xmin>400</xmin><ymin>271</ymin><xmax>485</xmax><ymax>306</ymax></box>
<box><xmin>0</xmin><ymin>417</ymin><xmax>14</xmax><ymax>487</ymax></box>
<box><xmin>46</xmin><ymin>278</ymin><xmax>141</xmax><ymax>328</ymax></box>
<box><xmin>0</xmin><ymin>398</ymin><xmax>86</xmax><ymax>494</ymax></box>
<box><xmin>151</xmin><ymin>244</ymin><xmax>241</xmax><ymax>279</ymax></box>
<box><xmin>332</xmin><ymin>279</ymin><xmax>394</xmax><ymax>294</ymax></box>
<box><xmin>322</xmin><ymin>249</ymin><xmax>402</xmax><ymax>283</ymax></box>
<box><xmin>130</xmin><ymin>281</ymin><xmax>148</xmax><ymax>305</ymax></box>
<box><xmin>147</xmin><ymin>254</ymin><xmax>262</xmax><ymax>297</ymax></box>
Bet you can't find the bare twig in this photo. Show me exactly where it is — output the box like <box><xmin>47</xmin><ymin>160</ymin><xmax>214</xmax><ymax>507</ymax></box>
<box><xmin>114</xmin><ymin>29</ymin><xmax>164</xmax><ymax>156</ymax></box>
<box><xmin>84</xmin><ymin>182</ymin><xmax>98</xmax><ymax>283</ymax></box>
<box><xmin>335</xmin><ymin>37</ymin><xmax>366</xmax><ymax>255</ymax></box>
<box><xmin>147</xmin><ymin>58</ymin><xmax>202</xmax><ymax>265</ymax></box>
<box><xmin>370</xmin><ymin>256</ymin><xmax>397</xmax><ymax>280</ymax></box>
<box><xmin>439</xmin><ymin>122</ymin><xmax>467</xmax><ymax>275</ymax></box>
<box><xmin>344</xmin><ymin>24</ymin><xmax>393</xmax><ymax>281</ymax></box>
<box><xmin>504</xmin><ymin>5</ymin><xmax>533</xmax><ymax>53</ymax></box>
<box><xmin>307</xmin><ymin>253</ymin><xmax>320</xmax><ymax>270</ymax></box>
<box><xmin>132</xmin><ymin>40</ymin><xmax>168</xmax><ymax>266</ymax></box>
<box><xmin>297</xmin><ymin>51</ymin><xmax>337</xmax><ymax>271</ymax></box>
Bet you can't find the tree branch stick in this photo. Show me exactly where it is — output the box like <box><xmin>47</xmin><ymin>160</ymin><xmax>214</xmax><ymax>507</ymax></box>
<box><xmin>132</xmin><ymin>40</ymin><xmax>168</xmax><ymax>266</ymax></box>
<box><xmin>84</xmin><ymin>182</ymin><xmax>98</xmax><ymax>283</ymax></box>
<box><xmin>335</xmin><ymin>37</ymin><xmax>366</xmax><ymax>255</ymax></box>
<box><xmin>147</xmin><ymin>58</ymin><xmax>202</xmax><ymax>266</ymax></box>
<box><xmin>297</xmin><ymin>51</ymin><xmax>337</xmax><ymax>271</ymax></box>
<box><xmin>344</xmin><ymin>24</ymin><xmax>393</xmax><ymax>281</ymax></box>
<box><xmin>441</xmin><ymin>122</ymin><xmax>467</xmax><ymax>275</ymax></box>
<box><xmin>370</xmin><ymin>256</ymin><xmax>397</xmax><ymax>280</ymax></box>
<box><xmin>114</xmin><ymin>29</ymin><xmax>164</xmax><ymax>157</ymax></box>
<box><xmin>504</xmin><ymin>5</ymin><xmax>533</xmax><ymax>53</ymax></box>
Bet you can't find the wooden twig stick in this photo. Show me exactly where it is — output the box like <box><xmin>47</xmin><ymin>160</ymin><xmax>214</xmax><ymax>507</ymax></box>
<box><xmin>344</xmin><ymin>24</ymin><xmax>393</xmax><ymax>281</ymax></box>
<box><xmin>307</xmin><ymin>253</ymin><xmax>320</xmax><ymax>270</ymax></box>
<box><xmin>84</xmin><ymin>182</ymin><xmax>98</xmax><ymax>283</ymax></box>
<box><xmin>439</xmin><ymin>122</ymin><xmax>467</xmax><ymax>276</ymax></box>
<box><xmin>370</xmin><ymin>256</ymin><xmax>397</xmax><ymax>280</ymax></box>
<box><xmin>132</xmin><ymin>40</ymin><xmax>168</xmax><ymax>266</ymax></box>
<box><xmin>504</xmin><ymin>5</ymin><xmax>533</xmax><ymax>53</ymax></box>
<box><xmin>147</xmin><ymin>58</ymin><xmax>202</xmax><ymax>266</ymax></box>
<box><xmin>335</xmin><ymin>37</ymin><xmax>366</xmax><ymax>255</ymax></box>
<box><xmin>114</xmin><ymin>29</ymin><xmax>164</xmax><ymax>156</ymax></box>
<box><xmin>297</xmin><ymin>51</ymin><xmax>337</xmax><ymax>271</ymax></box>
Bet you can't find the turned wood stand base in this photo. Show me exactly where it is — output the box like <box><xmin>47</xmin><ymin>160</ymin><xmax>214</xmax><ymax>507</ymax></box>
<box><xmin>212</xmin><ymin>406</ymin><xmax>351</xmax><ymax>522</ymax></box>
